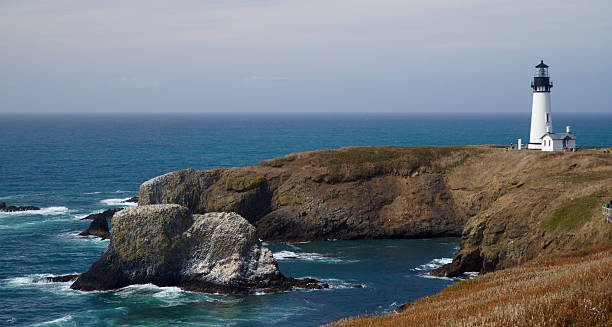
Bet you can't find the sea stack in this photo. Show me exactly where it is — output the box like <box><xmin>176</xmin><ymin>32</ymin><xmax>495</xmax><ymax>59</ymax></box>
<box><xmin>71</xmin><ymin>204</ymin><xmax>321</xmax><ymax>293</ymax></box>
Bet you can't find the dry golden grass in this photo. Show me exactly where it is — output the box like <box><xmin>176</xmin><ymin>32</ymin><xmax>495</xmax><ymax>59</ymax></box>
<box><xmin>324</xmin><ymin>243</ymin><xmax>612</xmax><ymax>327</ymax></box>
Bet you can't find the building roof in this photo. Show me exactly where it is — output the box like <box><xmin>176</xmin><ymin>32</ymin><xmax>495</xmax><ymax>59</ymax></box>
<box><xmin>541</xmin><ymin>132</ymin><xmax>575</xmax><ymax>140</ymax></box>
<box><xmin>536</xmin><ymin>60</ymin><xmax>549</xmax><ymax>68</ymax></box>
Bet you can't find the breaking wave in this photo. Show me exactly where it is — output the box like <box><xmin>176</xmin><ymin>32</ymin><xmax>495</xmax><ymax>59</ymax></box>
<box><xmin>412</xmin><ymin>257</ymin><xmax>453</xmax><ymax>272</ymax></box>
<box><xmin>0</xmin><ymin>206</ymin><xmax>69</xmax><ymax>217</ymax></box>
<box><xmin>31</xmin><ymin>315</ymin><xmax>76</xmax><ymax>327</ymax></box>
<box><xmin>273</xmin><ymin>250</ymin><xmax>356</xmax><ymax>264</ymax></box>
<box><xmin>99</xmin><ymin>198</ymin><xmax>137</xmax><ymax>207</ymax></box>
<box><xmin>113</xmin><ymin>283</ymin><xmax>239</xmax><ymax>306</ymax></box>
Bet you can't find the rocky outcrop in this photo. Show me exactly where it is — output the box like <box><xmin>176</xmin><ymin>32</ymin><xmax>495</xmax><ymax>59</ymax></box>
<box><xmin>0</xmin><ymin>202</ymin><xmax>40</xmax><ymax>212</ymax></box>
<box><xmin>139</xmin><ymin>169</ymin><xmax>272</xmax><ymax>224</ymax></box>
<box><xmin>41</xmin><ymin>274</ymin><xmax>80</xmax><ymax>283</ymax></box>
<box><xmin>138</xmin><ymin>146</ymin><xmax>612</xmax><ymax>276</ymax></box>
<box><xmin>139</xmin><ymin>147</ymin><xmax>471</xmax><ymax>242</ymax></box>
<box><xmin>122</xmin><ymin>197</ymin><xmax>138</xmax><ymax>203</ymax></box>
<box><xmin>78</xmin><ymin>208</ymin><xmax>124</xmax><ymax>239</ymax></box>
<box><xmin>71</xmin><ymin>204</ymin><xmax>322</xmax><ymax>293</ymax></box>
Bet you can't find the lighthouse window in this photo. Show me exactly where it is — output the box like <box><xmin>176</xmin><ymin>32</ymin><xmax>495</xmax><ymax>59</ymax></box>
<box><xmin>545</xmin><ymin>113</ymin><xmax>550</xmax><ymax>123</ymax></box>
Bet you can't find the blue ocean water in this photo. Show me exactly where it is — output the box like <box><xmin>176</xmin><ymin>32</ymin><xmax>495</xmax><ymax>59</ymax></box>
<box><xmin>0</xmin><ymin>113</ymin><xmax>610</xmax><ymax>326</ymax></box>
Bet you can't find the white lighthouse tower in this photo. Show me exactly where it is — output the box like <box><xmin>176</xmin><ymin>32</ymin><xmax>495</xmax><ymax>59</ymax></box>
<box><xmin>527</xmin><ymin>60</ymin><xmax>553</xmax><ymax>149</ymax></box>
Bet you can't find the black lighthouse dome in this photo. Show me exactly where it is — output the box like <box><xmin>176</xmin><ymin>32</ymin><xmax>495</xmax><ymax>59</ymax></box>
<box><xmin>532</xmin><ymin>60</ymin><xmax>553</xmax><ymax>92</ymax></box>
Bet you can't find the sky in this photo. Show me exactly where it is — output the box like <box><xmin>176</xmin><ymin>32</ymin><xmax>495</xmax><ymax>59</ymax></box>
<box><xmin>1</xmin><ymin>0</ymin><xmax>611</xmax><ymax>114</ymax></box>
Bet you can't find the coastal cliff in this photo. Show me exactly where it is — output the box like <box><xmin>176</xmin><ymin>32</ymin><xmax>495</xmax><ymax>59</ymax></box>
<box><xmin>140</xmin><ymin>146</ymin><xmax>473</xmax><ymax>242</ymax></box>
<box><xmin>139</xmin><ymin>146</ymin><xmax>612</xmax><ymax>276</ymax></box>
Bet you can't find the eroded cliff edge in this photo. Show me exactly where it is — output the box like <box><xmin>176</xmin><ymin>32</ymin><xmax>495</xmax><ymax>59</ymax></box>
<box><xmin>138</xmin><ymin>146</ymin><xmax>612</xmax><ymax>276</ymax></box>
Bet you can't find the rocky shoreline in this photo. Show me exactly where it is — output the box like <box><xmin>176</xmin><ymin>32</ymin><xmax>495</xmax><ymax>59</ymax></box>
<box><xmin>67</xmin><ymin>145</ymin><xmax>611</xmax><ymax>296</ymax></box>
<box><xmin>136</xmin><ymin>146</ymin><xmax>612</xmax><ymax>278</ymax></box>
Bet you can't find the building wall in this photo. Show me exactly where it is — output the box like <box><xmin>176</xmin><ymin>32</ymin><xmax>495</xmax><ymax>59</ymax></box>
<box><xmin>541</xmin><ymin>136</ymin><xmax>554</xmax><ymax>151</ymax></box>
<box><xmin>529</xmin><ymin>92</ymin><xmax>552</xmax><ymax>145</ymax></box>
<box><xmin>541</xmin><ymin>137</ymin><xmax>576</xmax><ymax>152</ymax></box>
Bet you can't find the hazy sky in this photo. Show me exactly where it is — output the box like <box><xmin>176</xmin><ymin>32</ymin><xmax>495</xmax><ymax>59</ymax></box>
<box><xmin>1</xmin><ymin>0</ymin><xmax>611</xmax><ymax>113</ymax></box>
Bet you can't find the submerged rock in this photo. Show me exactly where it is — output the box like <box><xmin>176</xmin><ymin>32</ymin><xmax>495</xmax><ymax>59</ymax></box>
<box><xmin>71</xmin><ymin>204</ymin><xmax>319</xmax><ymax>293</ymax></box>
<box><xmin>122</xmin><ymin>197</ymin><xmax>138</xmax><ymax>203</ymax></box>
<box><xmin>79</xmin><ymin>208</ymin><xmax>124</xmax><ymax>239</ymax></box>
<box><xmin>41</xmin><ymin>274</ymin><xmax>80</xmax><ymax>283</ymax></box>
<box><xmin>0</xmin><ymin>202</ymin><xmax>40</xmax><ymax>212</ymax></box>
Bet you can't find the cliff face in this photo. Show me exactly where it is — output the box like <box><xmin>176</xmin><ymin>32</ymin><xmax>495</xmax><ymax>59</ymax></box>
<box><xmin>140</xmin><ymin>146</ymin><xmax>474</xmax><ymax>242</ymax></box>
<box><xmin>435</xmin><ymin>149</ymin><xmax>612</xmax><ymax>276</ymax></box>
<box><xmin>139</xmin><ymin>146</ymin><xmax>612</xmax><ymax>275</ymax></box>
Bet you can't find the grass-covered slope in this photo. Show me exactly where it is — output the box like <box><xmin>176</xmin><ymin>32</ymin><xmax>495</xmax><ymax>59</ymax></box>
<box><xmin>436</xmin><ymin>149</ymin><xmax>612</xmax><ymax>276</ymax></box>
<box><xmin>325</xmin><ymin>243</ymin><xmax>612</xmax><ymax>327</ymax></box>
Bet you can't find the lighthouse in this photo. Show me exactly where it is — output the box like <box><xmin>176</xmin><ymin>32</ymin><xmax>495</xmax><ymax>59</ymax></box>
<box><xmin>527</xmin><ymin>60</ymin><xmax>553</xmax><ymax>150</ymax></box>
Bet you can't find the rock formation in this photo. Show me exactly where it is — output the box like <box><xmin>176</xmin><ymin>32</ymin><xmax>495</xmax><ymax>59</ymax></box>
<box><xmin>0</xmin><ymin>202</ymin><xmax>40</xmax><ymax>212</ymax></box>
<box><xmin>71</xmin><ymin>204</ymin><xmax>322</xmax><ymax>293</ymax></box>
<box><xmin>139</xmin><ymin>147</ymin><xmax>469</xmax><ymax>242</ymax></box>
<box><xmin>137</xmin><ymin>146</ymin><xmax>612</xmax><ymax>276</ymax></box>
<box><xmin>78</xmin><ymin>208</ymin><xmax>124</xmax><ymax>239</ymax></box>
<box><xmin>122</xmin><ymin>197</ymin><xmax>138</xmax><ymax>203</ymax></box>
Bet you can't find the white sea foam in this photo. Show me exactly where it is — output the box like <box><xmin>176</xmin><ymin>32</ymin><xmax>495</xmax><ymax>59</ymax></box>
<box><xmin>3</xmin><ymin>274</ymin><xmax>77</xmax><ymax>287</ymax></box>
<box><xmin>57</xmin><ymin>232</ymin><xmax>109</xmax><ymax>246</ymax></box>
<box><xmin>83</xmin><ymin>191</ymin><xmax>102</xmax><ymax>195</ymax></box>
<box><xmin>0</xmin><ymin>206</ymin><xmax>69</xmax><ymax>217</ymax></box>
<box><xmin>114</xmin><ymin>283</ymin><xmax>234</xmax><ymax>306</ymax></box>
<box><xmin>318</xmin><ymin>278</ymin><xmax>357</xmax><ymax>289</ymax></box>
<box><xmin>464</xmin><ymin>271</ymin><xmax>479</xmax><ymax>278</ymax></box>
<box><xmin>2</xmin><ymin>274</ymin><xmax>81</xmax><ymax>297</ymax></box>
<box><xmin>99</xmin><ymin>198</ymin><xmax>137</xmax><ymax>207</ymax></box>
<box><xmin>418</xmin><ymin>274</ymin><xmax>455</xmax><ymax>281</ymax></box>
<box><xmin>31</xmin><ymin>315</ymin><xmax>76</xmax><ymax>327</ymax></box>
<box><xmin>272</xmin><ymin>250</ymin><xmax>354</xmax><ymax>264</ymax></box>
<box><xmin>411</xmin><ymin>257</ymin><xmax>457</xmax><ymax>280</ymax></box>
<box><xmin>114</xmin><ymin>190</ymin><xmax>131</xmax><ymax>193</ymax></box>
<box><xmin>73</xmin><ymin>210</ymin><xmax>104</xmax><ymax>220</ymax></box>
<box><xmin>412</xmin><ymin>257</ymin><xmax>453</xmax><ymax>271</ymax></box>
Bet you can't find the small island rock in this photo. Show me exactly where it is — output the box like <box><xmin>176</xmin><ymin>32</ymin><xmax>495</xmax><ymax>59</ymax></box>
<box><xmin>79</xmin><ymin>208</ymin><xmax>124</xmax><ymax>239</ymax></box>
<box><xmin>0</xmin><ymin>202</ymin><xmax>40</xmax><ymax>212</ymax></box>
<box><xmin>71</xmin><ymin>204</ymin><xmax>315</xmax><ymax>293</ymax></box>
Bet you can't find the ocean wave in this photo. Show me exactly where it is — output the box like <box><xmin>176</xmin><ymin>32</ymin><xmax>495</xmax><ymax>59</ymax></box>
<box><xmin>73</xmin><ymin>210</ymin><xmax>104</xmax><ymax>220</ymax></box>
<box><xmin>417</xmin><ymin>274</ymin><xmax>455</xmax><ymax>281</ymax></box>
<box><xmin>412</xmin><ymin>258</ymin><xmax>479</xmax><ymax>280</ymax></box>
<box><xmin>463</xmin><ymin>271</ymin><xmax>479</xmax><ymax>278</ymax></box>
<box><xmin>2</xmin><ymin>274</ymin><xmax>81</xmax><ymax>298</ymax></box>
<box><xmin>318</xmin><ymin>278</ymin><xmax>359</xmax><ymax>289</ymax></box>
<box><xmin>83</xmin><ymin>191</ymin><xmax>102</xmax><ymax>195</ymax></box>
<box><xmin>114</xmin><ymin>190</ymin><xmax>131</xmax><ymax>193</ymax></box>
<box><xmin>272</xmin><ymin>250</ymin><xmax>356</xmax><ymax>264</ymax></box>
<box><xmin>31</xmin><ymin>315</ymin><xmax>76</xmax><ymax>327</ymax></box>
<box><xmin>99</xmin><ymin>198</ymin><xmax>137</xmax><ymax>207</ymax></box>
<box><xmin>412</xmin><ymin>257</ymin><xmax>453</xmax><ymax>272</ymax></box>
<box><xmin>3</xmin><ymin>274</ymin><xmax>77</xmax><ymax>287</ymax></box>
<box><xmin>57</xmin><ymin>232</ymin><xmax>109</xmax><ymax>245</ymax></box>
<box><xmin>113</xmin><ymin>283</ymin><xmax>235</xmax><ymax>306</ymax></box>
<box><xmin>0</xmin><ymin>206</ymin><xmax>70</xmax><ymax>217</ymax></box>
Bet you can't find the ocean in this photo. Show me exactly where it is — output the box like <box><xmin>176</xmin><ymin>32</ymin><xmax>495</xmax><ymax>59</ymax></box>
<box><xmin>1</xmin><ymin>113</ymin><xmax>610</xmax><ymax>326</ymax></box>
